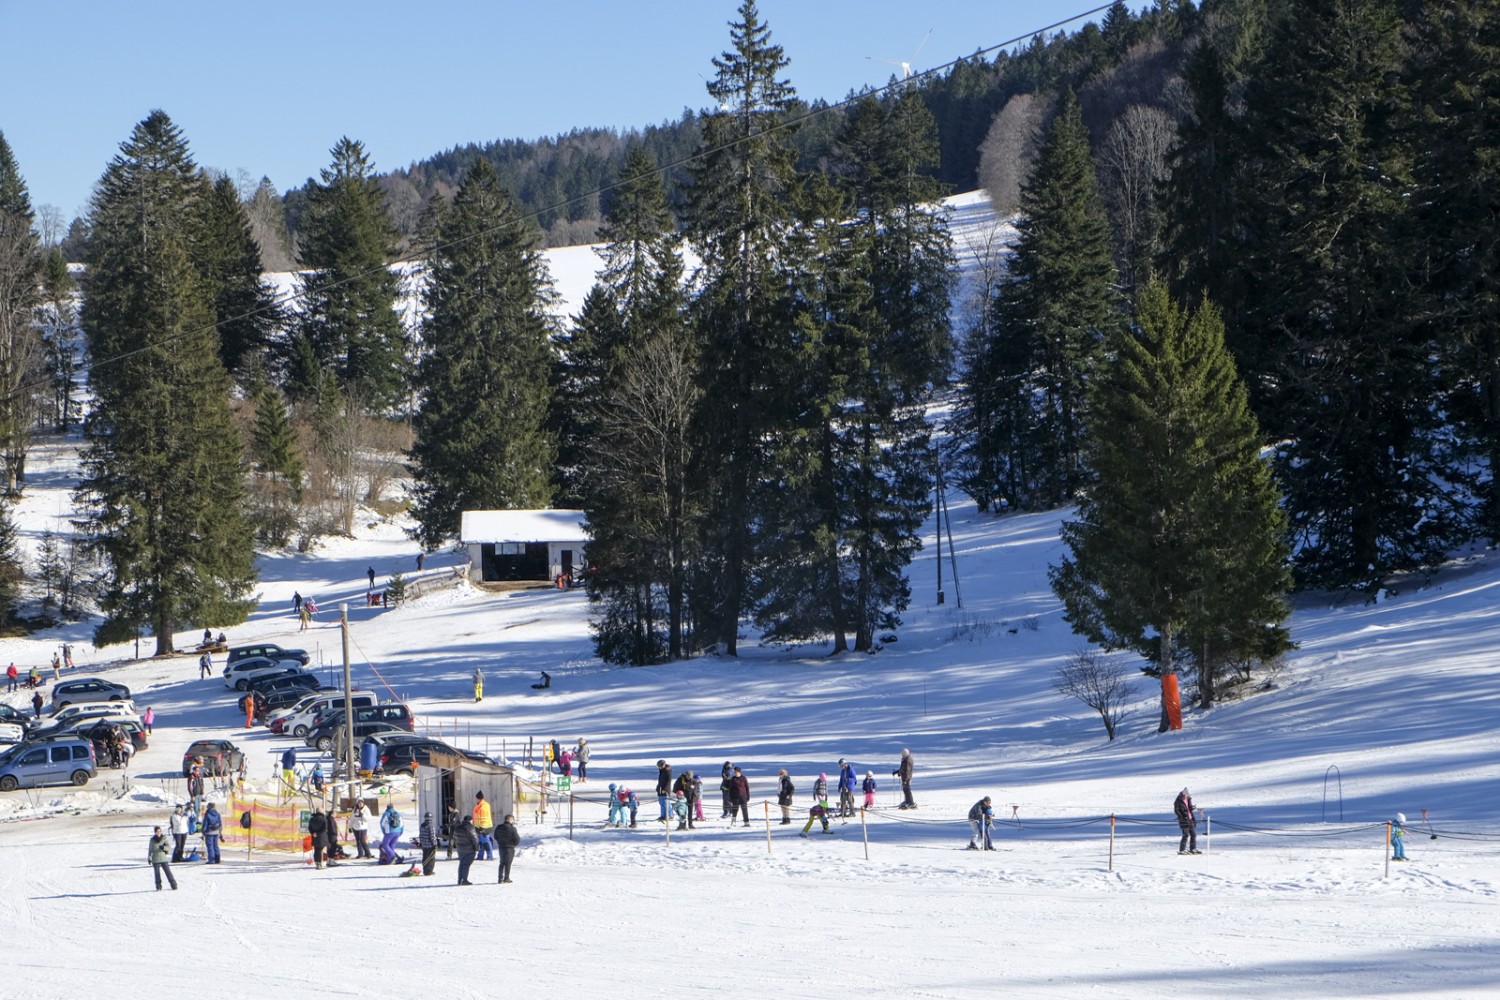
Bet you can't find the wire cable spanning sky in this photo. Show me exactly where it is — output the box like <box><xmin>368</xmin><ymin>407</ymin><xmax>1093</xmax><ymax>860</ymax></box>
<box><xmin>2</xmin><ymin>1</ymin><xmax>1144</xmax><ymax>219</ymax></box>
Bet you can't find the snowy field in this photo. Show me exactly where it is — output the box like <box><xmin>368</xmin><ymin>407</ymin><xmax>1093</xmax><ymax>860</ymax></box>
<box><xmin>1</xmin><ymin>195</ymin><xmax>1497</xmax><ymax>998</ymax></box>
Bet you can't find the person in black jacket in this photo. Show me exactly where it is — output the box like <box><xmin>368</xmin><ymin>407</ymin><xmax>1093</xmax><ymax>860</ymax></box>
<box><xmin>893</xmin><ymin>748</ymin><xmax>916</xmax><ymax>809</ymax></box>
<box><xmin>672</xmin><ymin>769</ymin><xmax>698</xmax><ymax>830</ymax></box>
<box><xmin>308</xmin><ymin>809</ymin><xmax>329</xmax><ymax>868</ymax></box>
<box><xmin>776</xmin><ymin>769</ymin><xmax>795</xmax><ymax>824</ymax></box>
<box><xmin>322</xmin><ymin>809</ymin><xmax>342</xmax><ymax>865</ymax></box>
<box><xmin>1174</xmin><ymin>788</ymin><xmax>1200</xmax><ymax>855</ymax></box>
<box><xmin>454</xmin><ymin>816</ymin><xmax>479</xmax><ymax>885</ymax></box>
<box><xmin>494</xmin><ymin>814</ymin><xmax>520</xmax><ymax>883</ymax></box>
<box><xmin>419</xmin><ymin>811</ymin><xmax>438</xmax><ymax>875</ymax></box>
<box><xmin>729</xmin><ymin>767</ymin><xmax>751</xmax><ymax>826</ymax></box>
<box><xmin>655</xmin><ymin>760</ymin><xmax>672</xmax><ymax>822</ymax></box>
<box><xmin>719</xmin><ymin>761</ymin><xmax>735</xmax><ymax>818</ymax></box>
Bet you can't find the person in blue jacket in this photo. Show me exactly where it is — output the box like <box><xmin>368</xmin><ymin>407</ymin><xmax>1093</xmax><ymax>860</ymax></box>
<box><xmin>379</xmin><ymin>803</ymin><xmax>404</xmax><ymax>864</ymax></box>
<box><xmin>201</xmin><ymin>802</ymin><xmax>223</xmax><ymax>863</ymax></box>
<box><xmin>1391</xmin><ymin>813</ymin><xmax>1409</xmax><ymax>861</ymax></box>
<box><xmin>837</xmin><ymin>759</ymin><xmax>858</xmax><ymax>818</ymax></box>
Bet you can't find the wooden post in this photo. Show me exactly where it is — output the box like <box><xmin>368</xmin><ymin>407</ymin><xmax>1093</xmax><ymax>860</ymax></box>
<box><xmin>861</xmin><ymin>806</ymin><xmax>869</xmax><ymax>860</ymax></box>
<box><xmin>1205</xmin><ymin>812</ymin><xmax>1211</xmax><ymax>855</ymax></box>
<box><xmin>1385</xmin><ymin>821</ymin><xmax>1391</xmax><ymax>879</ymax></box>
<box><xmin>764</xmin><ymin>801</ymin><xmax>772</xmax><ymax>855</ymax></box>
<box><xmin>1108</xmin><ymin>813</ymin><xmax>1115</xmax><ymax>872</ymax></box>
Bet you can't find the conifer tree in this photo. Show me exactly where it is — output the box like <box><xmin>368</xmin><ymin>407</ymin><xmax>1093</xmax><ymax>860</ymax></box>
<box><xmin>1409</xmin><ymin>0</ymin><xmax>1500</xmax><ymax>541</ymax></box>
<box><xmin>199</xmin><ymin>174</ymin><xmax>278</xmax><ymax>379</ymax></box>
<box><xmin>248</xmin><ymin>382</ymin><xmax>304</xmax><ymax>547</ymax></box>
<box><xmin>1051</xmin><ymin>281</ymin><xmax>1291</xmax><ymax>726</ymax></box>
<box><xmin>1236</xmin><ymin>0</ymin><xmax>1453</xmax><ymax>592</ymax></box>
<box><xmin>962</xmin><ymin>91</ymin><xmax>1119</xmax><ymax>509</ymax></box>
<box><xmin>688</xmin><ymin>0</ymin><xmax>801</xmax><ymax>654</ymax></box>
<box><xmin>0</xmin><ymin>497</ymin><xmax>22</xmax><ymax>613</ymax></box>
<box><xmin>294</xmin><ymin>138</ymin><xmax>407</xmax><ymax>409</ymax></box>
<box><xmin>409</xmin><ymin>158</ymin><xmax>556</xmax><ymax>549</ymax></box>
<box><xmin>77</xmin><ymin>111</ymin><xmax>255</xmax><ymax>653</ymax></box>
<box><xmin>572</xmin><ymin>146</ymin><xmax>696</xmax><ymax>662</ymax></box>
<box><xmin>0</xmin><ymin>131</ymin><xmax>43</xmax><ymax>496</ymax></box>
<box><xmin>39</xmin><ymin>249</ymin><xmax>77</xmax><ymax>432</ymax></box>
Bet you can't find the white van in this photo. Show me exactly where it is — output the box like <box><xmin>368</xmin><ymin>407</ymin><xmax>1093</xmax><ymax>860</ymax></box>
<box><xmin>275</xmin><ymin>692</ymin><xmax>375</xmax><ymax>738</ymax></box>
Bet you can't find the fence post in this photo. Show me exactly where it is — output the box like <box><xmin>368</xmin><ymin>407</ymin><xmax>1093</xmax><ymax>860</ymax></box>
<box><xmin>861</xmin><ymin>807</ymin><xmax>869</xmax><ymax>861</ymax></box>
<box><xmin>764</xmin><ymin>801</ymin><xmax>772</xmax><ymax>855</ymax></box>
<box><xmin>1385</xmin><ymin>821</ymin><xmax>1391</xmax><ymax>879</ymax></box>
<box><xmin>1205</xmin><ymin>812</ymin><xmax>1211</xmax><ymax>856</ymax></box>
<box><xmin>1108</xmin><ymin>813</ymin><xmax>1115</xmax><ymax>872</ymax></box>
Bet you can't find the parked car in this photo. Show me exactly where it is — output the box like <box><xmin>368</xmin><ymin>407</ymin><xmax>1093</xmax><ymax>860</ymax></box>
<box><xmin>50</xmin><ymin>678</ymin><xmax>131</xmax><ymax>710</ymax></box>
<box><xmin>0</xmin><ymin>737</ymin><xmax>96</xmax><ymax>790</ymax></box>
<box><xmin>227</xmin><ymin>643</ymin><xmax>309</xmax><ymax>667</ymax></box>
<box><xmin>375</xmin><ymin>738</ymin><xmax>458</xmax><ymax>772</ymax></box>
<box><xmin>222</xmin><ymin>657</ymin><xmax>304</xmax><ymax>691</ymax></box>
<box><xmin>244</xmin><ymin>686</ymin><xmax>321</xmax><ymax>721</ymax></box>
<box><xmin>312</xmin><ymin>702</ymin><xmax>412</xmax><ymax>734</ymax></box>
<box><xmin>182</xmin><ymin>738</ymin><xmax>244</xmax><ymax>777</ymax></box>
<box><xmin>236</xmin><ymin>672</ymin><xmax>321</xmax><ymax>713</ymax></box>
<box><xmin>76</xmin><ymin>717</ymin><xmax>148</xmax><ymax>752</ymax></box>
<box><xmin>32</xmin><ymin>702</ymin><xmax>141</xmax><ymax>738</ymax></box>
<box><xmin>0</xmin><ymin>703</ymin><xmax>36</xmax><ymax>730</ymax></box>
<box><xmin>0</xmin><ymin>721</ymin><xmax>25</xmax><ymax>744</ymax></box>
<box><xmin>274</xmin><ymin>692</ymin><xmax>375</xmax><ymax>737</ymax></box>
<box><xmin>306</xmin><ymin>718</ymin><xmax>405</xmax><ymax>753</ymax></box>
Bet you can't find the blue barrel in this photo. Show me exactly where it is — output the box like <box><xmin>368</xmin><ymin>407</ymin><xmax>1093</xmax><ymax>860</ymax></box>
<box><xmin>360</xmin><ymin>738</ymin><xmax>378</xmax><ymax>772</ymax></box>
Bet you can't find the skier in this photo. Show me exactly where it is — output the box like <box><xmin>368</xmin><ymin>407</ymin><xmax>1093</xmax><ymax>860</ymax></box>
<box><xmin>776</xmin><ymin>768</ymin><xmax>795</xmax><ymax>824</ymax></box>
<box><xmin>310</xmin><ymin>763</ymin><xmax>324</xmax><ymax>794</ymax></box>
<box><xmin>472</xmin><ymin>667</ymin><xmax>483</xmax><ymax>703</ymax></box>
<box><xmin>607</xmin><ymin>784</ymin><xmax>627</xmax><ymax>827</ymax></box>
<box><xmin>693</xmin><ymin>773</ymin><xmax>705</xmax><ymax>822</ymax></box>
<box><xmin>672</xmin><ymin>770</ymin><xmax>698</xmax><ymax>829</ymax></box>
<box><xmin>281</xmin><ymin>746</ymin><xmax>297</xmax><ymax>792</ymax></box>
<box><xmin>379</xmin><ymin>803</ymin><xmax>404</xmax><ymax>864</ymax></box>
<box><xmin>670</xmin><ymin>791</ymin><xmax>689</xmax><ymax>827</ymax></box>
<box><xmin>308</xmin><ymin>809</ymin><xmax>330</xmax><ymax>868</ymax></box>
<box><xmin>813</xmin><ymin>772</ymin><xmax>829</xmax><ymax>804</ymax></box>
<box><xmin>837</xmin><ymin>758</ymin><xmax>858</xmax><ymax>818</ymax></box>
<box><xmin>862</xmin><ymin>771</ymin><xmax>878</xmax><ymax>809</ymax></box>
<box><xmin>893</xmin><ymin>748</ymin><xmax>916</xmax><ymax>809</ymax></box>
<box><xmin>967</xmin><ymin>796</ymin><xmax>995</xmax><ymax>850</ymax></box>
<box><xmin>626</xmin><ymin>787</ymin><xmax>640</xmax><ymax>828</ymax></box>
<box><xmin>1391</xmin><ymin>813</ymin><xmax>1409</xmax><ymax>861</ymax></box>
<box><xmin>800</xmin><ymin>797</ymin><xmax>835</xmax><ymax>837</ymax></box>
<box><xmin>1174</xmin><ymin>787</ymin><xmax>1200</xmax><ymax>855</ymax></box>
<box><xmin>559</xmin><ymin>748</ymin><xmax>573</xmax><ymax>778</ymax></box>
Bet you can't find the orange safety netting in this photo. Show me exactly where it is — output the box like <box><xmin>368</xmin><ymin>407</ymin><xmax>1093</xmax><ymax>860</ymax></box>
<box><xmin>222</xmin><ymin>789</ymin><xmax>305</xmax><ymax>853</ymax></box>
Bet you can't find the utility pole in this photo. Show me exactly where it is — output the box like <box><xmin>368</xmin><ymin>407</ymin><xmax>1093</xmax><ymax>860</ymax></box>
<box><xmin>341</xmin><ymin>603</ymin><xmax>354</xmax><ymax>807</ymax></box>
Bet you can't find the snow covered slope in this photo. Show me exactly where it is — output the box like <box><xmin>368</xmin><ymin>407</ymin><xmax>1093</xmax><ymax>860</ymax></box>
<box><xmin>0</xmin><ymin>196</ymin><xmax>1495</xmax><ymax>999</ymax></box>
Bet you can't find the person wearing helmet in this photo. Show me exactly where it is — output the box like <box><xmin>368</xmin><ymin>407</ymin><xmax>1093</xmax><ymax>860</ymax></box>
<box><xmin>607</xmin><ymin>783</ymin><xmax>627</xmax><ymax>827</ymax></box>
<box><xmin>1391</xmin><ymin>813</ymin><xmax>1409</xmax><ymax>861</ymax></box>
<box><xmin>1174</xmin><ymin>787</ymin><xmax>1200</xmax><ymax>855</ymax></box>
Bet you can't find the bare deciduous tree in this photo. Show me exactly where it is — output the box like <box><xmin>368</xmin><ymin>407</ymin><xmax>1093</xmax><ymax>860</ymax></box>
<box><xmin>1053</xmin><ymin>648</ymin><xmax>1136</xmax><ymax>741</ymax></box>
<box><xmin>978</xmin><ymin>93</ymin><xmax>1048</xmax><ymax>217</ymax></box>
<box><xmin>1100</xmin><ymin>103</ymin><xmax>1176</xmax><ymax>288</ymax></box>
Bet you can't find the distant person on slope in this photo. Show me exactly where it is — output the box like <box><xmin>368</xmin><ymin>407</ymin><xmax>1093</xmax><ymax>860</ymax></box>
<box><xmin>656</xmin><ymin>760</ymin><xmax>673</xmax><ymax>822</ymax></box>
<box><xmin>672</xmin><ymin>769</ymin><xmax>698</xmax><ymax>829</ymax></box>
<box><xmin>495</xmin><ymin>814</ymin><xmax>520</xmax><ymax>883</ymax></box>
<box><xmin>801</xmin><ymin>796</ymin><xmax>834</xmax><ymax>837</ymax></box>
<box><xmin>776</xmin><ymin>769</ymin><xmax>795</xmax><ymax>824</ymax></box>
<box><xmin>968</xmin><ymin>796</ymin><xmax>995</xmax><ymax>851</ymax></box>
<box><xmin>729</xmin><ymin>767</ymin><xmax>751</xmax><ymax>826</ymax></box>
<box><xmin>837</xmin><ymin>758</ymin><xmax>858</xmax><ymax>818</ymax></box>
<box><xmin>472</xmin><ymin>666</ymin><xmax>483</xmax><ymax>702</ymax></box>
<box><xmin>574</xmin><ymin>738</ymin><xmax>590</xmax><ymax>782</ymax></box>
<box><xmin>379</xmin><ymin>803</ymin><xmax>404</xmax><ymax>864</ymax></box>
<box><xmin>862</xmin><ymin>771</ymin><xmax>878</xmax><ymax>809</ymax></box>
<box><xmin>720</xmin><ymin>760</ymin><xmax>735</xmax><ymax>819</ymax></box>
<box><xmin>1174</xmin><ymin>788</ymin><xmax>1200</xmax><ymax>855</ymax></box>
<box><xmin>893</xmin><ymin>748</ymin><xmax>916</xmax><ymax>809</ymax></box>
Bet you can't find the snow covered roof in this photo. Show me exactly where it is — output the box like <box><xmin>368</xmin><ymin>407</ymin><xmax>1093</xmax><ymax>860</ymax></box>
<box><xmin>459</xmin><ymin>509</ymin><xmax>588</xmax><ymax>543</ymax></box>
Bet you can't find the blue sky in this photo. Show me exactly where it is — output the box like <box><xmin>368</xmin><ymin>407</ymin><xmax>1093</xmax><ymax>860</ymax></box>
<box><xmin>3</xmin><ymin>1</ymin><xmax>1133</xmax><ymax>220</ymax></box>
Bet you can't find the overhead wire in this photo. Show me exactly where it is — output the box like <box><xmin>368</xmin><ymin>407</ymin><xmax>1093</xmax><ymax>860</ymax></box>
<box><xmin>18</xmin><ymin>3</ymin><xmax>1117</xmax><ymax>405</ymax></box>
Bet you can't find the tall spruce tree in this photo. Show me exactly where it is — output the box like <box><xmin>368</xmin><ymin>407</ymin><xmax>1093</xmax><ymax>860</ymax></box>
<box><xmin>687</xmin><ymin>0</ymin><xmax>801</xmax><ymax>654</ymax></box>
<box><xmin>752</xmin><ymin>93</ymin><xmax>953</xmax><ymax>653</ymax></box>
<box><xmin>1236</xmin><ymin>0</ymin><xmax>1455</xmax><ymax>592</ymax></box>
<box><xmin>293</xmin><ymin>138</ymin><xmax>407</xmax><ymax>410</ymax></box>
<box><xmin>1051</xmin><ymin>282</ymin><xmax>1291</xmax><ymax>726</ymax></box>
<box><xmin>574</xmin><ymin>146</ymin><xmax>696</xmax><ymax>663</ymax></box>
<box><xmin>409</xmin><ymin>158</ymin><xmax>557</xmax><ymax>550</ymax></box>
<box><xmin>962</xmin><ymin>91</ymin><xmax>1119</xmax><ymax>510</ymax></box>
<box><xmin>248</xmin><ymin>381</ymin><xmax>304</xmax><ymax>547</ymax></box>
<box><xmin>0</xmin><ymin>131</ymin><xmax>43</xmax><ymax>496</ymax></box>
<box><xmin>199</xmin><ymin>174</ymin><xmax>279</xmax><ymax>380</ymax></box>
<box><xmin>1409</xmin><ymin>0</ymin><xmax>1500</xmax><ymax>542</ymax></box>
<box><xmin>77</xmin><ymin>111</ymin><xmax>255</xmax><ymax>653</ymax></box>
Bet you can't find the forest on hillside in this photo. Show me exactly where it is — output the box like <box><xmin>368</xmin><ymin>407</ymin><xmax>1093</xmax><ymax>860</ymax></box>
<box><xmin>1</xmin><ymin>0</ymin><xmax>1497</xmax><ymax>711</ymax></box>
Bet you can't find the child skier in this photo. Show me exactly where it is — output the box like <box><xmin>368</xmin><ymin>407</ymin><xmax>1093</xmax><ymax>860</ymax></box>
<box><xmin>670</xmin><ymin>791</ymin><xmax>689</xmax><ymax>827</ymax></box>
<box><xmin>1391</xmin><ymin>813</ymin><xmax>1409</xmax><ymax>861</ymax></box>
<box><xmin>862</xmin><ymin>771</ymin><xmax>877</xmax><ymax>809</ymax></box>
<box><xmin>801</xmin><ymin>797</ymin><xmax>834</xmax><ymax>837</ymax></box>
<box><xmin>607</xmin><ymin>784</ymin><xmax>627</xmax><ymax>827</ymax></box>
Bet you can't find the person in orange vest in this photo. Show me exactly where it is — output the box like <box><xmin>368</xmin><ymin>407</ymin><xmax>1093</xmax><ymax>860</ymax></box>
<box><xmin>472</xmin><ymin>791</ymin><xmax>494</xmax><ymax>860</ymax></box>
<box><xmin>244</xmin><ymin>693</ymin><xmax>255</xmax><ymax>728</ymax></box>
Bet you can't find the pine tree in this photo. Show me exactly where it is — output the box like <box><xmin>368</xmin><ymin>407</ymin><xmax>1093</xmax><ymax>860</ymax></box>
<box><xmin>572</xmin><ymin>146</ymin><xmax>696</xmax><ymax>662</ymax></box>
<box><xmin>687</xmin><ymin>0</ymin><xmax>802</xmax><ymax>654</ymax></box>
<box><xmin>0</xmin><ymin>131</ymin><xmax>43</xmax><ymax>496</ymax></box>
<box><xmin>294</xmin><ymin>138</ymin><xmax>407</xmax><ymax>410</ymax></box>
<box><xmin>963</xmin><ymin>91</ymin><xmax>1119</xmax><ymax>509</ymax></box>
<box><xmin>77</xmin><ymin>111</ymin><xmax>256</xmax><ymax>654</ymax></box>
<box><xmin>1050</xmin><ymin>281</ymin><xmax>1291</xmax><ymax>727</ymax></box>
<box><xmin>248</xmin><ymin>382</ymin><xmax>304</xmax><ymax>547</ymax></box>
<box><xmin>1236</xmin><ymin>0</ymin><xmax>1453</xmax><ymax>592</ymax></box>
<box><xmin>409</xmin><ymin>158</ymin><xmax>557</xmax><ymax>550</ymax></box>
<box><xmin>199</xmin><ymin>174</ymin><xmax>279</xmax><ymax>379</ymax></box>
<box><xmin>39</xmin><ymin>248</ymin><xmax>77</xmax><ymax>432</ymax></box>
<box><xmin>0</xmin><ymin>497</ymin><xmax>23</xmax><ymax>613</ymax></box>
<box><xmin>1409</xmin><ymin>0</ymin><xmax>1500</xmax><ymax>541</ymax></box>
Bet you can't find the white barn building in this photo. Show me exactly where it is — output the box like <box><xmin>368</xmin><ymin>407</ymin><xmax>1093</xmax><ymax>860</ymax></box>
<box><xmin>458</xmin><ymin>509</ymin><xmax>589</xmax><ymax>584</ymax></box>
